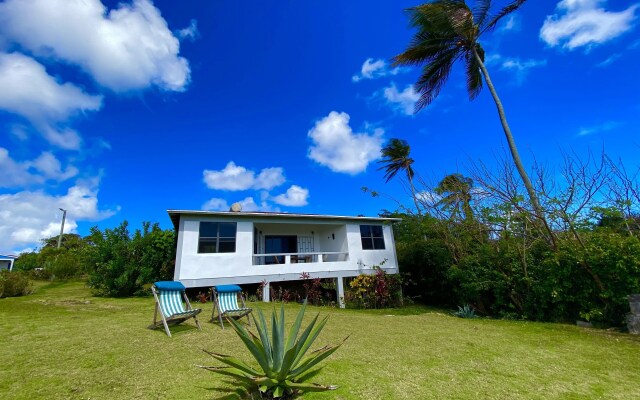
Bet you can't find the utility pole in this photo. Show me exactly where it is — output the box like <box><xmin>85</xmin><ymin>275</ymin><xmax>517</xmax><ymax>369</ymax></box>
<box><xmin>57</xmin><ymin>208</ymin><xmax>67</xmax><ymax>249</ymax></box>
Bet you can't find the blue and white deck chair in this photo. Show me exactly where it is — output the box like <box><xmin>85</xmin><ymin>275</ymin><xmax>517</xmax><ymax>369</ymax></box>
<box><xmin>150</xmin><ymin>281</ymin><xmax>202</xmax><ymax>337</ymax></box>
<box><xmin>211</xmin><ymin>285</ymin><xmax>252</xmax><ymax>329</ymax></box>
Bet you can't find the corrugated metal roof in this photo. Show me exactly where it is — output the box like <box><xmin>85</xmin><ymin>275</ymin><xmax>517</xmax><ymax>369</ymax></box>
<box><xmin>0</xmin><ymin>254</ymin><xmax>18</xmax><ymax>260</ymax></box>
<box><xmin>167</xmin><ymin>209</ymin><xmax>401</xmax><ymax>232</ymax></box>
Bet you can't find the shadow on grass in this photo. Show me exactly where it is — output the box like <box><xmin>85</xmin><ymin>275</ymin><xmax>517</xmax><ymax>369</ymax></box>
<box><xmin>202</xmin><ymin>378</ymin><xmax>256</xmax><ymax>400</ymax></box>
<box><xmin>344</xmin><ymin>304</ymin><xmax>448</xmax><ymax>316</ymax></box>
<box><xmin>147</xmin><ymin>322</ymin><xmax>201</xmax><ymax>336</ymax></box>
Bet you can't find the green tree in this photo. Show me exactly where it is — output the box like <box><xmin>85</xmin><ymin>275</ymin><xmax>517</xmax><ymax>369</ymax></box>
<box><xmin>435</xmin><ymin>173</ymin><xmax>475</xmax><ymax>222</ymax></box>
<box><xmin>378</xmin><ymin>138</ymin><xmax>422</xmax><ymax>216</ymax></box>
<box><xmin>392</xmin><ymin>0</ymin><xmax>548</xmax><ymax>231</ymax></box>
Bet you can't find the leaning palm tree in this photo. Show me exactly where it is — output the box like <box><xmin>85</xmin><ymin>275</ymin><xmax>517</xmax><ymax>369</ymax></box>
<box><xmin>392</xmin><ymin>0</ymin><xmax>549</xmax><ymax>230</ymax></box>
<box><xmin>435</xmin><ymin>173</ymin><xmax>474</xmax><ymax>222</ymax></box>
<box><xmin>378</xmin><ymin>138</ymin><xmax>422</xmax><ymax>216</ymax></box>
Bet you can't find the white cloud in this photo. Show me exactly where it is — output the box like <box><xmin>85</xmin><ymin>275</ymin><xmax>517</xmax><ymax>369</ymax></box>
<box><xmin>417</xmin><ymin>191</ymin><xmax>442</xmax><ymax>204</ymax></box>
<box><xmin>540</xmin><ymin>0</ymin><xmax>639</xmax><ymax>49</ymax></box>
<box><xmin>255</xmin><ymin>167</ymin><xmax>287</xmax><ymax>190</ymax></box>
<box><xmin>272</xmin><ymin>185</ymin><xmax>309</xmax><ymax>207</ymax></box>
<box><xmin>498</xmin><ymin>15</ymin><xmax>522</xmax><ymax>33</ymax></box>
<box><xmin>0</xmin><ymin>52</ymin><xmax>103</xmax><ymax>149</ymax></box>
<box><xmin>485</xmin><ymin>54</ymin><xmax>547</xmax><ymax>84</ymax></box>
<box><xmin>578</xmin><ymin>120</ymin><xmax>620</xmax><ymax>136</ymax></box>
<box><xmin>0</xmin><ymin>181</ymin><xmax>116</xmax><ymax>253</ymax></box>
<box><xmin>352</xmin><ymin>58</ymin><xmax>403</xmax><ymax>82</ymax></box>
<box><xmin>0</xmin><ymin>0</ymin><xmax>190</xmax><ymax>92</ymax></box>
<box><xmin>203</xmin><ymin>162</ymin><xmax>286</xmax><ymax>191</ymax></box>
<box><xmin>0</xmin><ymin>147</ymin><xmax>78</xmax><ymax>188</ymax></box>
<box><xmin>177</xmin><ymin>19</ymin><xmax>199</xmax><ymax>41</ymax></box>
<box><xmin>202</xmin><ymin>198</ymin><xmax>229</xmax><ymax>211</ymax></box>
<box><xmin>383</xmin><ymin>83</ymin><xmax>420</xmax><ymax>115</ymax></box>
<box><xmin>201</xmin><ymin>196</ymin><xmax>277</xmax><ymax>212</ymax></box>
<box><xmin>307</xmin><ymin>111</ymin><xmax>384</xmax><ymax>175</ymax></box>
<box><xmin>596</xmin><ymin>53</ymin><xmax>622</xmax><ymax>67</ymax></box>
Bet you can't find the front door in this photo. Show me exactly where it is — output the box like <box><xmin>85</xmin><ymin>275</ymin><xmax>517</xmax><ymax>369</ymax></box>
<box><xmin>265</xmin><ymin>235</ymin><xmax>297</xmax><ymax>264</ymax></box>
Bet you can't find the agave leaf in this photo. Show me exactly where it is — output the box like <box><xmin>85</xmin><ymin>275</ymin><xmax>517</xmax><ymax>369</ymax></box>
<box><xmin>285</xmin><ymin>300</ymin><xmax>307</xmax><ymax>352</ymax></box>
<box><xmin>272</xmin><ymin>385</ymin><xmax>284</xmax><ymax>398</ymax></box>
<box><xmin>291</xmin><ymin>336</ymin><xmax>348</xmax><ymax>377</ymax></box>
<box><xmin>284</xmin><ymin>380</ymin><xmax>338</xmax><ymax>392</ymax></box>
<box><xmin>290</xmin><ymin>313</ymin><xmax>320</xmax><ymax>366</ymax></box>
<box><xmin>275</xmin><ymin>345</ymin><xmax>299</xmax><ymax>381</ymax></box>
<box><xmin>226</xmin><ymin>316</ymin><xmax>272</xmax><ymax>374</ymax></box>
<box><xmin>253</xmin><ymin>376</ymin><xmax>279</xmax><ymax>388</ymax></box>
<box><xmin>253</xmin><ymin>308</ymin><xmax>273</xmax><ymax>368</ymax></box>
<box><xmin>291</xmin><ymin>315</ymin><xmax>329</xmax><ymax>368</ymax></box>
<box><xmin>196</xmin><ymin>365</ymin><xmax>256</xmax><ymax>383</ymax></box>
<box><xmin>202</xmin><ymin>350</ymin><xmax>261</xmax><ymax>376</ymax></box>
<box><xmin>271</xmin><ymin>307</ymin><xmax>284</xmax><ymax>372</ymax></box>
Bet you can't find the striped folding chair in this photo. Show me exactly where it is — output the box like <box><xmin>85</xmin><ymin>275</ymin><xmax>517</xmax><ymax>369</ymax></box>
<box><xmin>149</xmin><ymin>281</ymin><xmax>202</xmax><ymax>337</ymax></box>
<box><xmin>211</xmin><ymin>285</ymin><xmax>252</xmax><ymax>329</ymax></box>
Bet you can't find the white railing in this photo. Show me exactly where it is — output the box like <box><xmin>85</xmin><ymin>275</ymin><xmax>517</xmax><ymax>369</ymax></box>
<box><xmin>252</xmin><ymin>252</ymin><xmax>349</xmax><ymax>266</ymax></box>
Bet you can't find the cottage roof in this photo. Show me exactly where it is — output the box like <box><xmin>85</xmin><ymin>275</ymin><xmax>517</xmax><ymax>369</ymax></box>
<box><xmin>167</xmin><ymin>210</ymin><xmax>401</xmax><ymax>232</ymax></box>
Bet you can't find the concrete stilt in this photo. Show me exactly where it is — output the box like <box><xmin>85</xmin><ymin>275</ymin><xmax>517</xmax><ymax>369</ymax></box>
<box><xmin>262</xmin><ymin>281</ymin><xmax>270</xmax><ymax>303</ymax></box>
<box><xmin>336</xmin><ymin>277</ymin><xmax>345</xmax><ymax>309</ymax></box>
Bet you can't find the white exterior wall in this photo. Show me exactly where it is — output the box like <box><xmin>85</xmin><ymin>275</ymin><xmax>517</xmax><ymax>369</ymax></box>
<box><xmin>173</xmin><ymin>214</ymin><xmax>398</xmax><ymax>288</ymax></box>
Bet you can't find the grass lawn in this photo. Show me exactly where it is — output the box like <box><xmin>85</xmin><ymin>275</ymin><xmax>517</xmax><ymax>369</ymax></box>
<box><xmin>1</xmin><ymin>281</ymin><xmax>640</xmax><ymax>400</ymax></box>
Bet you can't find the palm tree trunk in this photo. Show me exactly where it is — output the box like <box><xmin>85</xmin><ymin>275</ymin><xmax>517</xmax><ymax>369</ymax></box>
<box><xmin>408</xmin><ymin>175</ymin><xmax>423</xmax><ymax>217</ymax></box>
<box><xmin>472</xmin><ymin>48</ymin><xmax>556</xmax><ymax>248</ymax></box>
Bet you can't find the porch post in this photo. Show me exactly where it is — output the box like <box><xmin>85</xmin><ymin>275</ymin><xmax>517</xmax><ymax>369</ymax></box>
<box><xmin>262</xmin><ymin>281</ymin><xmax>270</xmax><ymax>303</ymax></box>
<box><xmin>336</xmin><ymin>277</ymin><xmax>345</xmax><ymax>309</ymax></box>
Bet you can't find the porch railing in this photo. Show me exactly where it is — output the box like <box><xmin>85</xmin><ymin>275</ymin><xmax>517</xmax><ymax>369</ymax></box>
<box><xmin>252</xmin><ymin>252</ymin><xmax>349</xmax><ymax>266</ymax></box>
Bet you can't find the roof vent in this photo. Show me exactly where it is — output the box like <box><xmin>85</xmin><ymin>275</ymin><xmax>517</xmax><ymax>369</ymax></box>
<box><xmin>230</xmin><ymin>202</ymin><xmax>242</xmax><ymax>212</ymax></box>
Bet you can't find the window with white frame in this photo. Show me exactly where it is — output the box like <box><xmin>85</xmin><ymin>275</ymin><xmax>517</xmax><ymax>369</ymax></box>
<box><xmin>360</xmin><ymin>225</ymin><xmax>385</xmax><ymax>250</ymax></box>
<box><xmin>198</xmin><ymin>222</ymin><xmax>237</xmax><ymax>253</ymax></box>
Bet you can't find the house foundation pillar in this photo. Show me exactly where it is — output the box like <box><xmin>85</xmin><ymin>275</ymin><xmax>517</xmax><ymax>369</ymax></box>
<box><xmin>262</xmin><ymin>281</ymin><xmax>270</xmax><ymax>303</ymax></box>
<box><xmin>336</xmin><ymin>277</ymin><xmax>345</xmax><ymax>309</ymax></box>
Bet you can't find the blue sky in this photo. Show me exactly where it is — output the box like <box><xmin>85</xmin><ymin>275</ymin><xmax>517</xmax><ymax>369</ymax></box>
<box><xmin>1</xmin><ymin>0</ymin><xmax>639</xmax><ymax>253</ymax></box>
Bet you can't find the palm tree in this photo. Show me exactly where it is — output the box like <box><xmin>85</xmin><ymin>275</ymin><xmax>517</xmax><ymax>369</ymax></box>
<box><xmin>378</xmin><ymin>138</ymin><xmax>422</xmax><ymax>216</ymax></box>
<box><xmin>392</xmin><ymin>0</ymin><xmax>547</xmax><ymax>228</ymax></box>
<box><xmin>435</xmin><ymin>173</ymin><xmax>474</xmax><ymax>222</ymax></box>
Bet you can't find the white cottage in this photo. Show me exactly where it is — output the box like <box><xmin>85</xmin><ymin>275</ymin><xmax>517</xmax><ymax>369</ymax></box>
<box><xmin>0</xmin><ymin>254</ymin><xmax>17</xmax><ymax>272</ymax></box>
<box><xmin>169</xmin><ymin>210</ymin><xmax>400</xmax><ymax>307</ymax></box>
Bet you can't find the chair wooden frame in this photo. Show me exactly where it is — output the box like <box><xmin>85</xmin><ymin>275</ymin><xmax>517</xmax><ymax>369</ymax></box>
<box><xmin>210</xmin><ymin>285</ymin><xmax>252</xmax><ymax>329</ymax></box>
<box><xmin>149</xmin><ymin>282</ymin><xmax>202</xmax><ymax>337</ymax></box>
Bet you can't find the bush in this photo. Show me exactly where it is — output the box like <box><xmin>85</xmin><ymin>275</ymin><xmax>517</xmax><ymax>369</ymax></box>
<box><xmin>86</xmin><ymin>221</ymin><xmax>175</xmax><ymax>297</ymax></box>
<box><xmin>345</xmin><ymin>267</ymin><xmax>402</xmax><ymax>309</ymax></box>
<box><xmin>0</xmin><ymin>271</ymin><xmax>33</xmax><ymax>298</ymax></box>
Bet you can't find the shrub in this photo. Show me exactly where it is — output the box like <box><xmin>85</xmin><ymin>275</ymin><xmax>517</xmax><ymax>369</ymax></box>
<box><xmin>86</xmin><ymin>221</ymin><xmax>175</xmax><ymax>297</ymax></box>
<box><xmin>345</xmin><ymin>267</ymin><xmax>402</xmax><ymax>309</ymax></box>
<box><xmin>0</xmin><ymin>271</ymin><xmax>33</xmax><ymax>298</ymax></box>
<box><xmin>199</xmin><ymin>302</ymin><xmax>346</xmax><ymax>398</ymax></box>
<box><xmin>453</xmin><ymin>304</ymin><xmax>478</xmax><ymax>319</ymax></box>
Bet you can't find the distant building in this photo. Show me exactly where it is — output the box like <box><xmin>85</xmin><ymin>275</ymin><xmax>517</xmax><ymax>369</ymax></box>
<box><xmin>0</xmin><ymin>254</ymin><xmax>17</xmax><ymax>272</ymax></box>
<box><xmin>168</xmin><ymin>210</ymin><xmax>400</xmax><ymax>307</ymax></box>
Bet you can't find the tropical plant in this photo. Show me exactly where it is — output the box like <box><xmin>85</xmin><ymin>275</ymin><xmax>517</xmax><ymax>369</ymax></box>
<box><xmin>378</xmin><ymin>138</ymin><xmax>422</xmax><ymax>216</ymax></box>
<box><xmin>345</xmin><ymin>266</ymin><xmax>403</xmax><ymax>309</ymax></box>
<box><xmin>453</xmin><ymin>304</ymin><xmax>478</xmax><ymax>318</ymax></box>
<box><xmin>199</xmin><ymin>302</ymin><xmax>346</xmax><ymax>399</ymax></box>
<box><xmin>392</xmin><ymin>0</ymin><xmax>549</xmax><ymax>232</ymax></box>
<box><xmin>435</xmin><ymin>173</ymin><xmax>475</xmax><ymax>222</ymax></box>
<box><xmin>0</xmin><ymin>270</ymin><xmax>33</xmax><ymax>298</ymax></box>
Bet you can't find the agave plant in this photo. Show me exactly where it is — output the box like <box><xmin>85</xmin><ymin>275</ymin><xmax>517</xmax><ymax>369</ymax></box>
<box><xmin>453</xmin><ymin>304</ymin><xmax>478</xmax><ymax>319</ymax></box>
<box><xmin>198</xmin><ymin>302</ymin><xmax>346</xmax><ymax>398</ymax></box>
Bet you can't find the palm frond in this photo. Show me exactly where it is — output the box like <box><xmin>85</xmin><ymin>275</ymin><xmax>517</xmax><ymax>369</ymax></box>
<box><xmin>378</xmin><ymin>139</ymin><xmax>415</xmax><ymax>182</ymax></box>
<box><xmin>465</xmin><ymin>44</ymin><xmax>484</xmax><ymax>100</ymax></box>
<box><xmin>481</xmin><ymin>0</ymin><xmax>527</xmax><ymax>33</ymax></box>
<box><xmin>473</xmin><ymin>0</ymin><xmax>493</xmax><ymax>28</ymax></box>
<box><xmin>414</xmin><ymin>48</ymin><xmax>459</xmax><ymax>112</ymax></box>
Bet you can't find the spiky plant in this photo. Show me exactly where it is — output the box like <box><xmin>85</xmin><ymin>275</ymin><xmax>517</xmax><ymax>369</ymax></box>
<box><xmin>198</xmin><ymin>302</ymin><xmax>346</xmax><ymax>399</ymax></box>
<box><xmin>453</xmin><ymin>304</ymin><xmax>478</xmax><ymax>319</ymax></box>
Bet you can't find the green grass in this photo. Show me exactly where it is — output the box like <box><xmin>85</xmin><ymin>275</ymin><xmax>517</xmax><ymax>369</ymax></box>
<box><xmin>1</xmin><ymin>281</ymin><xmax>639</xmax><ymax>400</ymax></box>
